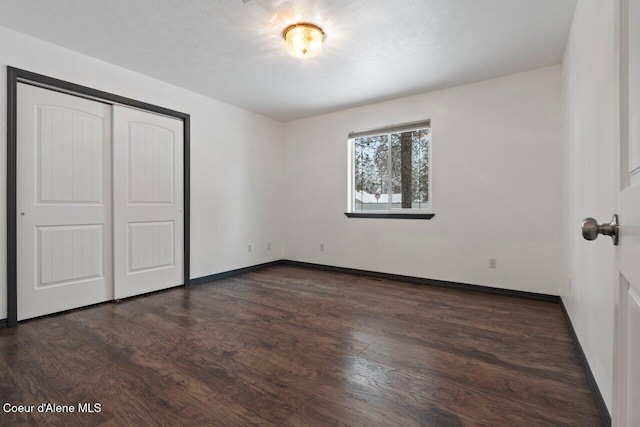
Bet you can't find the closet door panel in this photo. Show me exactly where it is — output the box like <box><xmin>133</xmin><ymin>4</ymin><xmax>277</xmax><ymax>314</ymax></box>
<box><xmin>16</xmin><ymin>84</ymin><xmax>113</xmax><ymax>321</ymax></box>
<box><xmin>113</xmin><ymin>106</ymin><xmax>184</xmax><ymax>299</ymax></box>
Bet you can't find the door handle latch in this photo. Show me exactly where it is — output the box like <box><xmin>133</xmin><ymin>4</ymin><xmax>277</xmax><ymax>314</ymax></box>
<box><xmin>582</xmin><ymin>214</ymin><xmax>619</xmax><ymax>245</ymax></box>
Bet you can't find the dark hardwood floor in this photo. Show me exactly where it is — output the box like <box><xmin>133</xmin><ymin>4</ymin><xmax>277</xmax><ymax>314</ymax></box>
<box><xmin>0</xmin><ymin>265</ymin><xmax>601</xmax><ymax>426</ymax></box>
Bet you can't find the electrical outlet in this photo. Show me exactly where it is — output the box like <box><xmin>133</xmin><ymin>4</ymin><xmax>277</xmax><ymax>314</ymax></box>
<box><xmin>568</xmin><ymin>277</ymin><xmax>572</xmax><ymax>292</ymax></box>
<box><xmin>320</xmin><ymin>243</ymin><xmax>324</xmax><ymax>252</ymax></box>
<box><xmin>489</xmin><ymin>257</ymin><xmax>497</xmax><ymax>269</ymax></box>
<box><xmin>267</xmin><ymin>242</ymin><xmax>272</xmax><ymax>250</ymax></box>
<box><xmin>248</xmin><ymin>244</ymin><xmax>252</xmax><ymax>253</ymax></box>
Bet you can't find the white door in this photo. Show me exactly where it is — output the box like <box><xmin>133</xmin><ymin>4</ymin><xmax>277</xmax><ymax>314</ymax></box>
<box><xmin>614</xmin><ymin>0</ymin><xmax>640</xmax><ymax>424</ymax></box>
<box><xmin>16</xmin><ymin>84</ymin><xmax>113</xmax><ymax>321</ymax></box>
<box><xmin>112</xmin><ymin>106</ymin><xmax>184</xmax><ymax>299</ymax></box>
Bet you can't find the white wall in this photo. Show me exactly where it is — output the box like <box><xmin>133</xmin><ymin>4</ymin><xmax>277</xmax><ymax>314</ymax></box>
<box><xmin>561</xmin><ymin>0</ymin><xmax>616</xmax><ymax>411</ymax></box>
<box><xmin>284</xmin><ymin>66</ymin><xmax>563</xmax><ymax>295</ymax></box>
<box><xmin>0</xmin><ymin>26</ymin><xmax>286</xmax><ymax>320</ymax></box>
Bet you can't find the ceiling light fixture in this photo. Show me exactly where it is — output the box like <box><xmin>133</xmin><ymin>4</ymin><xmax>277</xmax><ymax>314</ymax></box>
<box><xmin>283</xmin><ymin>23</ymin><xmax>325</xmax><ymax>59</ymax></box>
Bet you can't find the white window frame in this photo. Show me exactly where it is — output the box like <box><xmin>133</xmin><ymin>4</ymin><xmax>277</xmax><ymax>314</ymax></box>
<box><xmin>348</xmin><ymin>120</ymin><xmax>433</xmax><ymax>215</ymax></box>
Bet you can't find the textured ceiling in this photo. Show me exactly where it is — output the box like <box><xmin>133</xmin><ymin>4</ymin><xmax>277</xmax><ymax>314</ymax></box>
<box><xmin>0</xmin><ymin>0</ymin><xmax>577</xmax><ymax>121</ymax></box>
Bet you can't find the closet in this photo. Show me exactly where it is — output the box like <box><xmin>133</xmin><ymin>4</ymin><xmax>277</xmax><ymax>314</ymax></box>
<box><xmin>16</xmin><ymin>83</ymin><xmax>184</xmax><ymax>321</ymax></box>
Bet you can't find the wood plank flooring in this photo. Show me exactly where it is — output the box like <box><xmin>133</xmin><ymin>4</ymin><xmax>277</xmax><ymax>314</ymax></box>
<box><xmin>0</xmin><ymin>265</ymin><xmax>601</xmax><ymax>426</ymax></box>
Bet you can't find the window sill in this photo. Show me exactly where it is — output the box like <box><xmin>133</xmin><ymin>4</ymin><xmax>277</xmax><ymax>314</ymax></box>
<box><xmin>344</xmin><ymin>212</ymin><xmax>435</xmax><ymax>219</ymax></box>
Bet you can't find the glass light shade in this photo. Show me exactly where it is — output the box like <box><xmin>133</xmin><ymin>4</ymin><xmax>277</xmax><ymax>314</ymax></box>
<box><xmin>283</xmin><ymin>23</ymin><xmax>325</xmax><ymax>59</ymax></box>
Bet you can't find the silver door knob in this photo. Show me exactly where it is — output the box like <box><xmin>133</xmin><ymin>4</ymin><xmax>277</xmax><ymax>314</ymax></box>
<box><xmin>582</xmin><ymin>214</ymin><xmax>619</xmax><ymax>245</ymax></box>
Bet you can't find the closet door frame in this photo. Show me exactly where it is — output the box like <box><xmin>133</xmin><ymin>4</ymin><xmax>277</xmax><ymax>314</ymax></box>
<box><xmin>6</xmin><ymin>66</ymin><xmax>191</xmax><ymax>327</ymax></box>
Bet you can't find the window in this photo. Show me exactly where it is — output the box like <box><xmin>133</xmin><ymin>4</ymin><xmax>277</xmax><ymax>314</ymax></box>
<box><xmin>348</xmin><ymin>121</ymin><xmax>432</xmax><ymax>217</ymax></box>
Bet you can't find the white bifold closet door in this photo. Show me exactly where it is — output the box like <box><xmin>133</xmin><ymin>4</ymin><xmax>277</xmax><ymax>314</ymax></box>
<box><xmin>16</xmin><ymin>84</ymin><xmax>113</xmax><ymax>321</ymax></box>
<box><xmin>112</xmin><ymin>106</ymin><xmax>184</xmax><ymax>299</ymax></box>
